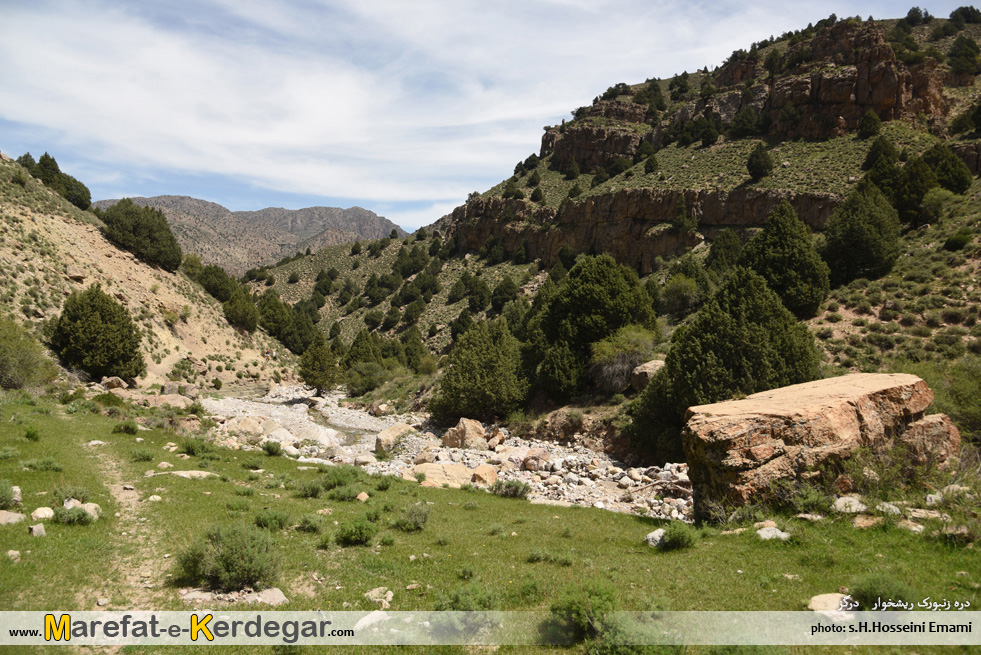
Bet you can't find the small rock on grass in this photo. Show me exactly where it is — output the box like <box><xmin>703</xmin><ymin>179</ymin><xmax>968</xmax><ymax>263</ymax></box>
<box><xmin>808</xmin><ymin>593</ymin><xmax>846</xmax><ymax>612</ymax></box>
<box><xmin>644</xmin><ymin>529</ymin><xmax>666</xmax><ymax>549</ymax></box>
<box><xmin>31</xmin><ymin>507</ymin><xmax>54</xmax><ymax>521</ymax></box>
<box><xmin>852</xmin><ymin>514</ymin><xmax>883</xmax><ymax>529</ymax></box>
<box><xmin>833</xmin><ymin>496</ymin><xmax>867</xmax><ymax>514</ymax></box>
<box><xmin>756</xmin><ymin>527</ymin><xmax>791</xmax><ymax>541</ymax></box>
<box><xmin>7</xmin><ymin>550</ymin><xmax>20</xmax><ymax>563</ymax></box>
<box><xmin>796</xmin><ymin>513</ymin><xmax>824</xmax><ymax>522</ymax></box>
<box><xmin>29</xmin><ymin>524</ymin><xmax>45</xmax><ymax>537</ymax></box>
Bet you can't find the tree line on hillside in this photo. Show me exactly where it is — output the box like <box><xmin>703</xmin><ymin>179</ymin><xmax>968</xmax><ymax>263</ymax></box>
<box><xmin>15</xmin><ymin>152</ymin><xmax>91</xmax><ymax>210</ymax></box>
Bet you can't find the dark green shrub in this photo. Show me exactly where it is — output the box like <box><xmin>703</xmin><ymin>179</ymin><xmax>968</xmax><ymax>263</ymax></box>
<box><xmin>850</xmin><ymin>573</ymin><xmax>915</xmax><ymax>610</ymax></box>
<box><xmin>254</xmin><ymin>510</ymin><xmax>289</xmax><ymax>531</ymax></box>
<box><xmin>113</xmin><ymin>421</ymin><xmax>139</xmax><ymax>435</ymax></box>
<box><xmin>24</xmin><ymin>457</ymin><xmax>62</xmax><ymax>471</ymax></box>
<box><xmin>436</xmin><ymin>582</ymin><xmax>497</xmax><ymax>611</ymax></box>
<box><xmin>822</xmin><ymin>185</ymin><xmax>901</xmax><ymax>286</ymax></box>
<box><xmin>321</xmin><ymin>466</ymin><xmax>362</xmax><ymax>490</ymax></box>
<box><xmin>660</xmin><ymin>522</ymin><xmax>698</xmax><ymax>551</ymax></box>
<box><xmin>857</xmin><ymin>109</ymin><xmax>882</xmax><ymax>138</ymax></box>
<box><xmin>741</xmin><ymin>201</ymin><xmax>829</xmax><ymax>318</ymax></box>
<box><xmin>54</xmin><ymin>507</ymin><xmax>94</xmax><ymax>525</ymax></box>
<box><xmin>51</xmin><ymin>284</ymin><xmax>146</xmax><ymax>381</ymax></box>
<box><xmin>336</xmin><ymin>517</ymin><xmax>378</xmax><ymax>546</ymax></box>
<box><xmin>297</xmin><ymin>515</ymin><xmax>321</xmax><ymax>533</ymax></box>
<box><xmin>327</xmin><ymin>485</ymin><xmax>360</xmax><ymax>502</ymax></box>
<box><xmin>297</xmin><ymin>480</ymin><xmax>324</xmax><ymax>498</ymax></box>
<box><xmin>746</xmin><ymin>142</ymin><xmax>773</xmax><ymax>181</ymax></box>
<box><xmin>23</xmin><ymin>425</ymin><xmax>40</xmax><ymax>441</ymax></box>
<box><xmin>98</xmin><ymin>199</ymin><xmax>182</xmax><ymax>271</ymax></box>
<box><xmin>179</xmin><ymin>438</ymin><xmax>212</xmax><ymax>456</ymax></box>
<box><xmin>551</xmin><ymin>580</ymin><xmax>618</xmax><ymax>640</ymax></box>
<box><xmin>175</xmin><ymin>524</ymin><xmax>279</xmax><ymax>591</ymax></box>
<box><xmin>0</xmin><ymin>480</ymin><xmax>17</xmax><ymax>510</ymax></box>
<box><xmin>53</xmin><ymin>485</ymin><xmax>90</xmax><ymax>505</ymax></box>
<box><xmin>394</xmin><ymin>503</ymin><xmax>431</xmax><ymax>532</ymax></box>
<box><xmin>430</xmin><ymin>319</ymin><xmax>528</xmax><ymax>422</ymax></box>
<box><xmin>262</xmin><ymin>440</ymin><xmax>283</xmax><ymax>457</ymax></box>
<box><xmin>944</xmin><ymin>228</ymin><xmax>973</xmax><ymax>251</ymax></box>
<box><xmin>490</xmin><ymin>479</ymin><xmax>531</xmax><ymax>499</ymax></box>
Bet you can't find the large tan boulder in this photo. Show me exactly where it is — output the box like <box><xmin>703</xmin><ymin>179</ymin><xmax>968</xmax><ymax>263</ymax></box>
<box><xmin>683</xmin><ymin>374</ymin><xmax>959</xmax><ymax>520</ymax></box>
<box><xmin>472</xmin><ymin>465</ymin><xmax>498</xmax><ymax>487</ymax></box>
<box><xmin>375</xmin><ymin>423</ymin><xmax>416</xmax><ymax>454</ymax></box>
<box><xmin>442</xmin><ymin>418</ymin><xmax>488</xmax><ymax>450</ymax></box>
<box><xmin>401</xmin><ymin>463</ymin><xmax>473</xmax><ymax>488</ymax></box>
<box><xmin>631</xmin><ymin>359</ymin><xmax>666</xmax><ymax>392</ymax></box>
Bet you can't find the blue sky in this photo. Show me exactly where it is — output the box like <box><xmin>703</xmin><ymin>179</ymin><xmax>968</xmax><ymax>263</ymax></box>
<box><xmin>0</xmin><ymin>1</ymin><xmax>966</xmax><ymax>230</ymax></box>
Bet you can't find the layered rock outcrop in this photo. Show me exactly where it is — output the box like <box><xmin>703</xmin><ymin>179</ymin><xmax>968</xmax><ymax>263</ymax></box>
<box><xmin>682</xmin><ymin>374</ymin><xmax>961</xmax><ymax>520</ymax></box>
<box><xmin>448</xmin><ymin>187</ymin><xmax>838</xmax><ymax>274</ymax></box>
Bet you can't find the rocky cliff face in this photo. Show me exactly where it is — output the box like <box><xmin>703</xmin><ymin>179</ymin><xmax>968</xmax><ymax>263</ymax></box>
<box><xmin>448</xmin><ymin>187</ymin><xmax>839</xmax><ymax>274</ymax></box>
<box><xmin>540</xmin><ymin>21</ymin><xmax>949</xmax><ymax>171</ymax></box>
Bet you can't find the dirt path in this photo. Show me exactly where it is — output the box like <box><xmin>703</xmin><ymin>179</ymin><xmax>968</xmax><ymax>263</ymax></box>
<box><xmin>90</xmin><ymin>448</ymin><xmax>172</xmax><ymax>611</ymax></box>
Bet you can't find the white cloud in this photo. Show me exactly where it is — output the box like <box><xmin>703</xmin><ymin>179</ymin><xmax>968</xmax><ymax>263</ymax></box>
<box><xmin>0</xmin><ymin>0</ymin><xmax>961</xmax><ymax>229</ymax></box>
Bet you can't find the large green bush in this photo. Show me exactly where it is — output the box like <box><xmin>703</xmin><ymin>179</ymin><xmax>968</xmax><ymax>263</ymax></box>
<box><xmin>98</xmin><ymin>199</ymin><xmax>182</xmax><ymax>272</ymax></box>
<box><xmin>300</xmin><ymin>333</ymin><xmax>339</xmax><ymax>396</ymax></box>
<box><xmin>430</xmin><ymin>319</ymin><xmax>528</xmax><ymax>422</ymax></box>
<box><xmin>175</xmin><ymin>524</ymin><xmax>279</xmax><ymax>591</ymax></box>
<box><xmin>740</xmin><ymin>200</ymin><xmax>829</xmax><ymax>318</ymax></box>
<box><xmin>822</xmin><ymin>185</ymin><xmax>901</xmax><ymax>286</ymax></box>
<box><xmin>51</xmin><ymin>284</ymin><xmax>145</xmax><ymax>381</ymax></box>
<box><xmin>628</xmin><ymin>268</ymin><xmax>819</xmax><ymax>462</ymax></box>
<box><xmin>0</xmin><ymin>317</ymin><xmax>58</xmax><ymax>389</ymax></box>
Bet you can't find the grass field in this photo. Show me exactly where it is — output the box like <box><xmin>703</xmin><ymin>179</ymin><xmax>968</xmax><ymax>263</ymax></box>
<box><xmin>0</xmin><ymin>389</ymin><xmax>977</xmax><ymax>654</ymax></box>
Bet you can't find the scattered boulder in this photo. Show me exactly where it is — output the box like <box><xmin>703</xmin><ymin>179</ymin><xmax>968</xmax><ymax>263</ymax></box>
<box><xmin>101</xmin><ymin>376</ymin><xmax>127</xmax><ymax>390</ymax></box>
<box><xmin>157</xmin><ymin>462</ymin><xmax>174</xmax><ymax>470</ymax></box>
<box><xmin>355</xmin><ymin>454</ymin><xmax>377</xmax><ymax>466</ymax></box>
<box><xmin>757</xmin><ymin>527</ymin><xmax>791</xmax><ymax>541</ymax></box>
<box><xmin>402</xmin><ymin>463</ymin><xmax>473</xmax><ymax>488</ymax></box>
<box><xmin>29</xmin><ymin>523</ymin><xmax>46</xmax><ymax>537</ymax></box>
<box><xmin>149</xmin><ymin>394</ymin><xmax>192</xmax><ymax>410</ymax></box>
<box><xmin>364</xmin><ymin>587</ymin><xmax>393</xmax><ymax>609</ymax></box>
<box><xmin>522</xmin><ymin>448</ymin><xmax>551</xmax><ymax>472</ymax></box>
<box><xmin>644</xmin><ymin>529</ymin><xmax>666</xmax><ymax>549</ymax></box>
<box><xmin>0</xmin><ymin>511</ymin><xmax>26</xmax><ymax>525</ymax></box>
<box><xmin>375</xmin><ymin>424</ymin><xmax>416</xmax><ymax>454</ymax></box>
<box><xmin>266</xmin><ymin>428</ymin><xmax>295</xmax><ymax>443</ymax></box>
<box><xmin>162</xmin><ymin>382</ymin><xmax>179</xmax><ymax>396</ymax></box>
<box><xmin>147</xmin><ymin>495</ymin><xmax>162</xmax><ymax>502</ymax></box>
<box><xmin>31</xmin><ymin>507</ymin><xmax>54</xmax><ymax>521</ymax></box>
<box><xmin>170</xmin><ymin>471</ymin><xmax>217</xmax><ymax>480</ymax></box>
<box><xmin>63</xmin><ymin>498</ymin><xmax>83</xmax><ymax>510</ymax></box>
<box><xmin>897</xmin><ymin>414</ymin><xmax>962</xmax><ymax>471</ymax></box>
<box><xmin>233</xmin><ymin>417</ymin><xmax>264</xmax><ymax>435</ymax></box>
<box><xmin>356</xmin><ymin>492</ymin><xmax>370</xmax><ymax>503</ymax></box>
<box><xmin>472</xmin><ymin>465</ymin><xmax>498</xmax><ymax>487</ymax></box>
<box><xmin>683</xmin><ymin>374</ymin><xmax>956</xmax><ymax>520</ymax></box>
<box><xmin>833</xmin><ymin>496</ymin><xmax>868</xmax><ymax>514</ymax></box>
<box><xmin>442</xmin><ymin>418</ymin><xmax>488</xmax><ymax>450</ymax></box>
<box><xmin>7</xmin><ymin>550</ymin><xmax>19</xmax><ymax>563</ymax></box>
<box><xmin>245</xmin><ymin>588</ymin><xmax>289</xmax><ymax>606</ymax></box>
<box><xmin>81</xmin><ymin>503</ymin><xmax>102</xmax><ymax>520</ymax></box>
<box><xmin>875</xmin><ymin>502</ymin><xmax>901</xmax><ymax>516</ymax></box>
<box><xmin>796</xmin><ymin>513</ymin><xmax>824</xmax><ymax>522</ymax></box>
<box><xmin>808</xmin><ymin>593</ymin><xmax>846</xmax><ymax>612</ymax></box>
<box><xmin>631</xmin><ymin>359</ymin><xmax>666</xmax><ymax>392</ymax></box>
<box><xmin>851</xmin><ymin>514</ymin><xmax>883</xmax><ymax>529</ymax></box>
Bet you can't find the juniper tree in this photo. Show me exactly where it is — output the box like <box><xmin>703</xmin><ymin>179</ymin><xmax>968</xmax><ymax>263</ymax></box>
<box><xmin>740</xmin><ymin>200</ymin><xmax>829</xmax><ymax>318</ymax></box>
<box><xmin>52</xmin><ymin>284</ymin><xmax>146</xmax><ymax>381</ymax></box>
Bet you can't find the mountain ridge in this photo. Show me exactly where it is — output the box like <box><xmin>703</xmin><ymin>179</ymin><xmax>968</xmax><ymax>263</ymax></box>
<box><xmin>91</xmin><ymin>195</ymin><xmax>406</xmax><ymax>275</ymax></box>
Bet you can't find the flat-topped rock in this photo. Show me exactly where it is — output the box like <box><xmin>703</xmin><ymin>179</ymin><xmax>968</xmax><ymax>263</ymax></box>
<box><xmin>683</xmin><ymin>374</ymin><xmax>959</xmax><ymax>520</ymax></box>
